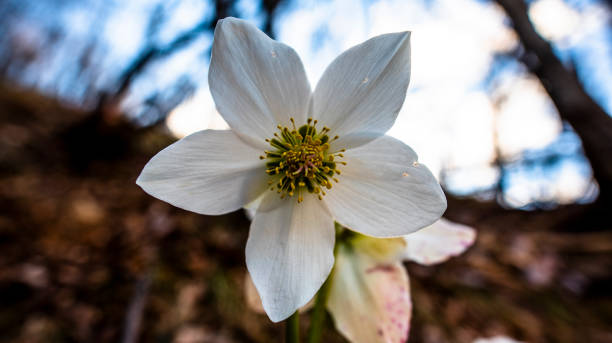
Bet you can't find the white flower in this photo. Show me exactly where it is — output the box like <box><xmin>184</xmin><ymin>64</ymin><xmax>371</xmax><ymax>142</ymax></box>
<box><xmin>326</xmin><ymin>219</ymin><xmax>476</xmax><ymax>343</ymax></box>
<box><xmin>327</xmin><ymin>234</ymin><xmax>411</xmax><ymax>343</ymax></box>
<box><xmin>137</xmin><ymin>17</ymin><xmax>446</xmax><ymax>322</ymax></box>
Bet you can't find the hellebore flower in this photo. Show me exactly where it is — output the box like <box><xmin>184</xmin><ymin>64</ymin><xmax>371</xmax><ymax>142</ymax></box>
<box><xmin>137</xmin><ymin>17</ymin><xmax>446</xmax><ymax>322</ymax></box>
<box><xmin>326</xmin><ymin>219</ymin><xmax>476</xmax><ymax>343</ymax></box>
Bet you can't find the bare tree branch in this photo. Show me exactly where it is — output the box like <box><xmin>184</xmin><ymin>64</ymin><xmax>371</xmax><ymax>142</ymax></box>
<box><xmin>261</xmin><ymin>0</ymin><xmax>284</xmax><ymax>36</ymax></box>
<box><xmin>494</xmin><ymin>0</ymin><xmax>612</xmax><ymax>201</ymax></box>
<box><xmin>109</xmin><ymin>0</ymin><xmax>235</xmax><ymax>104</ymax></box>
<box><xmin>442</xmin><ymin>1</ymin><xmax>612</xmax><ymax>230</ymax></box>
<box><xmin>106</xmin><ymin>0</ymin><xmax>284</xmax><ymax>117</ymax></box>
<box><xmin>113</xmin><ymin>21</ymin><xmax>208</xmax><ymax>101</ymax></box>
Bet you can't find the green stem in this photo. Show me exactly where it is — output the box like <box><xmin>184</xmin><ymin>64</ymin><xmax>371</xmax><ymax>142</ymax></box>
<box><xmin>307</xmin><ymin>278</ymin><xmax>331</xmax><ymax>343</ymax></box>
<box><xmin>286</xmin><ymin>310</ymin><xmax>300</xmax><ymax>343</ymax></box>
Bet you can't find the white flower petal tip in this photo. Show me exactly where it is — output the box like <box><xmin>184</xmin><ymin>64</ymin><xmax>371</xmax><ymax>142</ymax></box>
<box><xmin>327</xmin><ymin>243</ymin><xmax>412</xmax><ymax>343</ymax></box>
<box><xmin>403</xmin><ymin>218</ymin><xmax>477</xmax><ymax>266</ymax></box>
<box><xmin>136</xmin><ymin>130</ymin><xmax>268</xmax><ymax>215</ymax></box>
<box><xmin>209</xmin><ymin>17</ymin><xmax>311</xmax><ymax>150</ymax></box>
<box><xmin>325</xmin><ymin>135</ymin><xmax>446</xmax><ymax>238</ymax></box>
<box><xmin>312</xmin><ymin>31</ymin><xmax>411</xmax><ymax>150</ymax></box>
<box><xmin>245</xmin><ymin>194</ymin><xmax>335</xmax><ymax>322</ymax></box>
<box><xmin>473</xmin><ymin>336</ymin><xmax>526</xmax><ymax>343</ymax></box>
<box><xmin>244</xmin><ymin>273</ymin><xmax>314</xmax><ymax>315</ymax></box>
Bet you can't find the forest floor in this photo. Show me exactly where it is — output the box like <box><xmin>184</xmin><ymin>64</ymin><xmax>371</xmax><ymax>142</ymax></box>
<box><xmin>1</xmin><ymin>84</ymin><xmax>611</xmax><ymax>343</ymax></box>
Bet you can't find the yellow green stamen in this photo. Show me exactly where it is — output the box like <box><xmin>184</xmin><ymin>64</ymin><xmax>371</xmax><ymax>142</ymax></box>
<box><xmin>264</xmin><ymin>117</ymin><xmax>344</xmax><ymax>203</ymax></box>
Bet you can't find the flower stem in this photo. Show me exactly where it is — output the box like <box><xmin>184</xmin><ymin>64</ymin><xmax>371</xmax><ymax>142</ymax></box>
<box><xmin>286</xmin><ymin>310</ymin><xmax>300</xmax><ymax>343</ymax></box>
<box><xmin>307</xmin><ymin>278</ymin><xmax>331</xmax><ymax>343</ymax></box>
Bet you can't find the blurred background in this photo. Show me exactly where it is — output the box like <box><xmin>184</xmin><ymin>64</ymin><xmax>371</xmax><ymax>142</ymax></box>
<box><xmin>0</xmin><ymin>0</ymin><xmax>611</xmax><ymax>342</ymax></box>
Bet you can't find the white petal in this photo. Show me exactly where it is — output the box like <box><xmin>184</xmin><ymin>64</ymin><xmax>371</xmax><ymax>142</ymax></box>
<box><xmin>403</xmin><ymin>218</ymin><xmax>476</xmax><ymax>266</ymax></box>
<box><xmin>312</xmin><ymin>32</ymin><xmax>411</xmax><ymax>150</ymax></box>
<box><xmin>245</xmin><ymin>193</ymin><xmax>335</xmax><ymax>322</ymax></box>
<box><xmin>325</xmin><ymin>135</ymin><xmax>446</xmax><ymax>237</ymax></box>
<box><xmin>327</xmin><ymin>242</ymin><xmax>412</xmax><ymax>343</ymax></box>
<box><xmin>209</xmin><ymin>17</ymin><xmax>311</xmax><ymax>149</ymax></box>
<box><xmin>136</xmin><ymin>130</ymin><xmax>268</xmax><ymax>215</ymax></box>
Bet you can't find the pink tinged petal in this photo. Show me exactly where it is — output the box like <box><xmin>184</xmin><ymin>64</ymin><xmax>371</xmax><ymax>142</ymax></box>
<box><xmin>311</xmin><ymin>31</ymin><xmax>411</xmax><ymax>150</ymax></box>
<box><xmin>136</xmin><ymin>130</ymin><xmax>268</xmax><ymax>215</ymax></box>
<box><xmin>245</xmin><ymin>193</ymin><xmax>335</xmax><ymax>322</ymax></box>
<box><xmin>403</xmin><ymin>218</ymin><xmax>477</xmax><ymax>266</ymax></box>
<box><xmin>325</xmin><ymin>135</ymin><xmax>447</xmax><ymax>238</ymax></box>
<box><xmin>327</xmin><ymin>244</ymin><xmax>412</xmax><ymax>343</ymax></box>
<box><xmin>209</xmin><ymin>17</ymin><xmax>311</xmax><ymax>150</ymax></box>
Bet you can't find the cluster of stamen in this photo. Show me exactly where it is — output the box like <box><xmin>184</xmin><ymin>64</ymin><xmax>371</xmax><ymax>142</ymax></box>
<box><xmin>261</xmin><ymin>118</ymin><xmax>345</xmax><ymax>203</ymax></box>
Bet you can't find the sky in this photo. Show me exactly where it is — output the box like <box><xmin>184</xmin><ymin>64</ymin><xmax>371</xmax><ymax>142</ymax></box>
<box><xmin>3</xmin><ymin>0</ymin><xmax>610</xmax><ymax>208</ymax></box>
<box><xmin>165</xmin><ymin>0</ymin><xmax>609</xmax><ymax>207</ymax></box>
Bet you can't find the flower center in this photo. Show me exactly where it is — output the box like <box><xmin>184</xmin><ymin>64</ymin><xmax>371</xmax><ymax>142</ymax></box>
<box><xmin>261</xmin><ymin>118</ymin><xmax>345</xmax><ymax>203</ymax></box>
